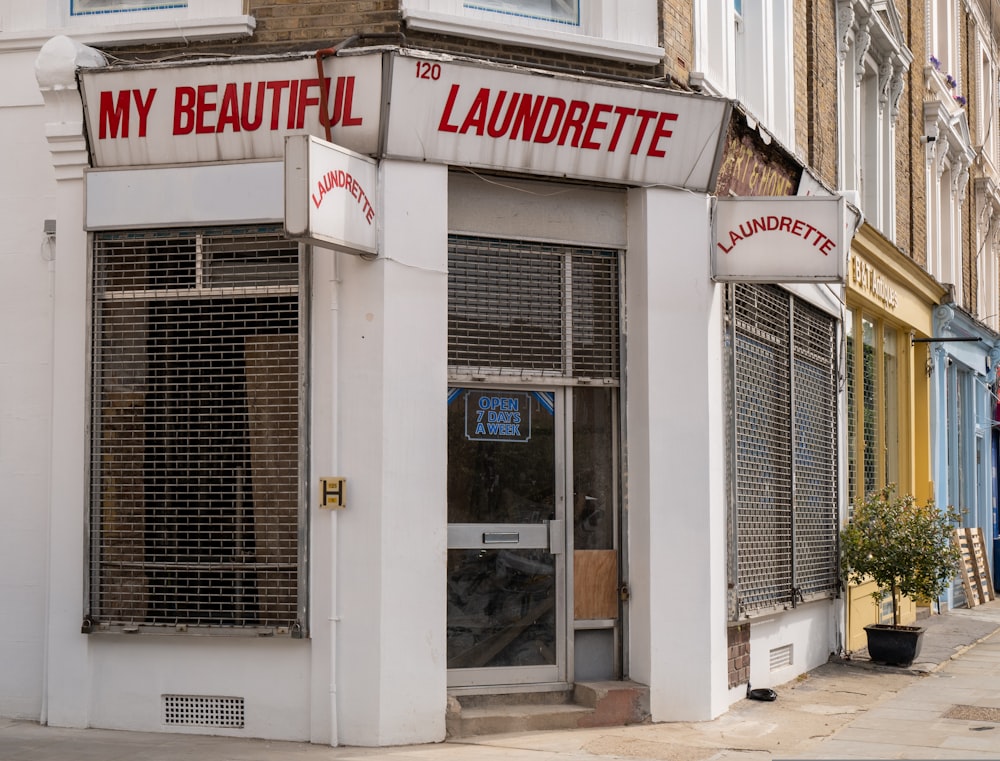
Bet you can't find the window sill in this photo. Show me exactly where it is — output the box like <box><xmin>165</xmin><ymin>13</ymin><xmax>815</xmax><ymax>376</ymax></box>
<box><xmin>83</xmin><ymin>621</ymin><xmax>306</xmax><ymax>638</ymax></box>
<box><xmin>402</xmin><ymin>8</ymin><xmax>664</xmax><ymax>66</ymax></box>
<box><xmin>0</xmin><ymin>14</ymin><xmax>255</xmax><ymax>52</ymax></box>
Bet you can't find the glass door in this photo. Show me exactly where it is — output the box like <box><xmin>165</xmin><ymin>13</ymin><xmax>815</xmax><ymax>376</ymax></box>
<box><xmin>446</xmin><ymin>387</ymin><xmax>566</xmax><ymax>687</ymax></box>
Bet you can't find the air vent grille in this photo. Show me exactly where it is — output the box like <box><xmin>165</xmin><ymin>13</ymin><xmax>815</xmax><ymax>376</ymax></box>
<box><xmin>769</xmin><ymin>643</ymin><xmax>793</xmax><ymax>671</ymax></box>
<box><xmin>163</xmin><ymin>694</ymin><xmax>245</xmax><ymax>728</ymax></box>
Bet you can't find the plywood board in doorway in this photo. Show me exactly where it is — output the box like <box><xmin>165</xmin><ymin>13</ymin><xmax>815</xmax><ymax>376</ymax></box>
<box><xmin>574</xmin><ymin>550</ymin><xmax>618</xmax><ymax>620</ymax></box>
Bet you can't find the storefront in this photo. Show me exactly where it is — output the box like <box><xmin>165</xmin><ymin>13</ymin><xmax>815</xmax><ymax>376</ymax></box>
<box><xmin>36</xmin><ymin>35</ymin><xmax>850</xmax><ymax>745</ymax></box>
<box><xmin>843</xmin><ymin>224</ymin><xmax>949</xmax><ymax>650</ymax></box>
<box><xmin>713</xmin><ymin>116</ymin><xmax>847</xmax><ymax>694</ymax></box>
<box><xmin>929</xmin><ymin>304</ymin><xmax>1000</xmax><ymax>609</ymax></box>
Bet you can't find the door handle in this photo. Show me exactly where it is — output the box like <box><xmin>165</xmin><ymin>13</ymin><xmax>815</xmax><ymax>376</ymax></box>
<box><xmin>483</xmin><ymin>532</ymin><xmax>520</xmax><ymax>544</ymax></box>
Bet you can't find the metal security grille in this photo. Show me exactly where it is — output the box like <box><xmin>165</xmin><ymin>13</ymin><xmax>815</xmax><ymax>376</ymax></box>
<box><xmin>732</xmin><ymin>284</ymin><xmax>793</xmax><ymax>614</ymax></box>
<box><xmin>730</xmin><ymin>284</ymin><xmax>838</xmax><ymax>618</ymax></box>
<box><xmin>448</xmin><ymin>235</ymin><xmax>620</xmax><ymax>381</ymax></box>
<box><xmin>791</xmin><ymin>299</ymin><xmax>838</xmax><ymax>598</ymax></box>
<box><xmin>846</xmin><ymin>322</ymin><xmax>856</xmax><ymax>511</ymax></box>
<box><xmin>88</xmin><ymin>226</ymin><xmax>303</xmax><ymax>634</ymax></box>
<box><xmin>163</xmin><ymin>695</ymin><xmax>245</xmax><ymax>727</ymax></box>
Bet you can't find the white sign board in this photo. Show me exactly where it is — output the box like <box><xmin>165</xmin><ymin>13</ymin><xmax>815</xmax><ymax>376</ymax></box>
<box><xmin>285</xmin><ymin>135</ymin><xmax>378</xmax><ymax>256</ymax></box>
<box><xmin>384</xmin><ymin>53</ymin><xmax>731</xmax><ymax>191</ymax></box>
<box><xmin>712</xmin><ymin>196</ymin><xmax>847</xmax><ymax>283</ymax></box>
<box><xmin>80</xmin><ymin>54</ymin><xmax>383</xmax><ymax>167</ymax></box>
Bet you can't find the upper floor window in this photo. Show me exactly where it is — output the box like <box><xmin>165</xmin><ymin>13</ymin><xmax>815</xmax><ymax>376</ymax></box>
<box><xmin>400</xmin><ymin>0</ymin><xmax>662</xmax><ymax>65</ymax></box>
<box><xmin>465</xmin><ymin>0</ymin><xmax>578</xmax><ymax>26</ymax></box>
<box><xmin>838</xmin><ymin>0</ymin><xmax>911</xmax><ymax>239</ymax></box>
<box><xmin>71</xmin><ymin>0</ymin><xmax>185</xmax><ymax>15</ymax></box>
<box><xmin>922</xmin><ymin>0</ymin><xmax>972</xmax><ymax>301</ymax></box>
<box><xmin>0</xmin><ymin>0</ymin><xmax>251</xmax><ymax>45</ymax></box>
<box><xmin>931</xmin><ymin>0</ymin><xmax>957</xmax><ymax>80</ymax></box>
<box><xmin>692</xmin><ymin>0</ymin><xmax>794</xmax><ymax>148</ymax></box>
<box><xmin>978</xmin><ymin>45</ymin><xmax>997</xmax><ymax>168</ymax></box>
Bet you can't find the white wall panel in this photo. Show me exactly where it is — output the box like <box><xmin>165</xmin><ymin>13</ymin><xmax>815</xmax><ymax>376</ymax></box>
<box><xmin>85</xmin><ymin>162</ymin><xmax>284</xmax><ymax>230</ymax></box>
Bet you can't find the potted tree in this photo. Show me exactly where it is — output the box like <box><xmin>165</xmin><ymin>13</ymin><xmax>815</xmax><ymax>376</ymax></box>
<box><xmin>840</xmin><ymin>484</ymin><xmax>962</xmax><ymax>667</ymax></box>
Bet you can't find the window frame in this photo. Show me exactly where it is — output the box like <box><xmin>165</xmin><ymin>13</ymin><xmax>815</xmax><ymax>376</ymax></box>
<box><xmin>70</xmin><ymin>0</ymin><xmax>186</xmax><ymax>16</ymax></box>
<box><xmin>845</xmin><ymin>307</ymin><xmax>908</xmax><ymax>507</ymax></box>
<box><xmin>727</xmin><ymin>283</ymin><xmax>840</xmax><ymax>620</ymax></box>
<box><xmin>0</xmin><ymin>0</ymin><xmax>252</xmax><ymax>47</ymax></box>
<box><xmin>838</xmin><ymin>0</ymin><xmax>912</xmax><ymax>241</ymax></box>
<box><xmin>84</xmin><ymin>225</ymin><xmax>309</xmax><ymax>638</ymax></box>
<box><xmin>400</xmin><ymin>0</ymin><xmax>663</xmax><ymax>65</ymax></box>
<box><xmin>692</xmin><ymin>0</ymin><xmax>794</xmax><ymax>149</ymax></box>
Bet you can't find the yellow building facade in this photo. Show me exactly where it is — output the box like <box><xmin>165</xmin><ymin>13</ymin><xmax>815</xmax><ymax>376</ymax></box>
<box><xmin>844</xmin><ymin>224</ymin><xmax>949</xmax><ymax>652</ymax></box>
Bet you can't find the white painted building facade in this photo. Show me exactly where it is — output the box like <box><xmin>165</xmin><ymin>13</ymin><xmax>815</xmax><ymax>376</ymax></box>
<box><xmin>1</xmin><ymin>20</ymin><xmax>846</xmax><ymax>747</ymax></box>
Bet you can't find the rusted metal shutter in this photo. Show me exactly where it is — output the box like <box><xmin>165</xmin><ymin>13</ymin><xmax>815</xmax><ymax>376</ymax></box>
<box><xmin>448</xmin><ymin>235</ymin><xmax>620</xmax><ymax>382</ymax></box>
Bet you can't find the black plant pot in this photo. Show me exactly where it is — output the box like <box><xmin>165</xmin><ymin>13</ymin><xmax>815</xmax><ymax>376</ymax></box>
<box><xmin>864</xmin><ymin>624</ymin><xmax>925</xmax><ymax>667</ymax></box>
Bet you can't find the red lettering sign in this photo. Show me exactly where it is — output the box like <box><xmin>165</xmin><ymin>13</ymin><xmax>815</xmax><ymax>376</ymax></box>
<box><xmin>97</xmin><ymin>76</ymin><xmax>364</xmax><ymax>140</ymax></box>
<box><xmin>434</xmin><ymin>83</ymin><xmax>679</xmax><ymax>158</ymax></box>
<box><xmin>716</xmin><ymin>215</ymin><xmax>835</xmax><ymax>255</ymax></box>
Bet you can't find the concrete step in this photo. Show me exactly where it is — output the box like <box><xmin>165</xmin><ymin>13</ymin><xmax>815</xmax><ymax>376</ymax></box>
<box><xmin>446</xmin><ymin>681</ymin><xmax>649</xmax><ymax>738</ymax></box>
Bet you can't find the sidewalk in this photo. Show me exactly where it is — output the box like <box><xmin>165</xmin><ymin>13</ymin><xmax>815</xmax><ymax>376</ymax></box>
<box><xmin>4</xmin><ymin>601</ymin><xmax>1000</xmax><ymax>761</ymax></box>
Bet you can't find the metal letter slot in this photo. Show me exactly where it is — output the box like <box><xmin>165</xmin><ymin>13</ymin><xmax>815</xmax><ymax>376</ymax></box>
<box><xmin>483</xmin><ymin>531</ymin><xmax>520</xmax><ymax>544</ymax></box>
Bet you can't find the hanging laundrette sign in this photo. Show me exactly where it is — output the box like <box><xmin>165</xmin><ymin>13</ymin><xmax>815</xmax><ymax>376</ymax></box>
<box><xmin>711</xmin><ymin>195</ymin><xmax>848</xmax><ymax>283</ymax></box>
<box><xmin>284</xmin><ymin>135</ymin><xmax>377</xmax><ymax>256</ymax></box>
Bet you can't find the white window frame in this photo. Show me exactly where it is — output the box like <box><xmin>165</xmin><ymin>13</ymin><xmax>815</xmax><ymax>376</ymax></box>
<box><xmin>691</xmin><ymin>0</ymin><xmax>794</xmax><ymax>149</ymax></box>
<box><xmin>0</xmin><ymin>0</ymin><xmax>252</xmax><ymax>47</ymax></box>
<box><xmin>929</xmin><ymin>157</ymin><xmax>962</xmax><ymax>298</ymax></box>
<box><xmin>400</xmin><ymin>0</ymin><xmax>663</xmax><ymax>65</ymax></box>
<box><xmin>837</xmin><ymin>0</ymin><xmax>911</xmax><ymax>241</ymax></box>
<box><xmin>921</xmin><ymin>0</ymin><xmax>972</xmax><ymax>299</ymax></box>
<box><xmin>977</xmin><ymin>41</ymin><xmax>997</xmax><ymax>170</ymax></box>
<box><xmin>463</xmin><ymin>0</ymin><xmax>579</xmax><ymax>26</ymax></box>
<box><xmin>974</xmin><ymin>180</ymin><xmax>1000</xmax><ymax>331</ymax></box>
<box><xmin>70</xmin><ymin>0</ymin><xmax>186</xmax><ymax>15</ymax></box>
<box><xmin>930</xmin><ymin>0</ymin><xmax>958</xmax><ymax>81</ymax></box>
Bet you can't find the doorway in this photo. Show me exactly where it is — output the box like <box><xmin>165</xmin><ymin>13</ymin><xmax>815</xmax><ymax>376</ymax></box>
<box><xmin>446</xmin><ymin>385</ymin><xmax>620</xmax><ymax>688</ymax></box>
<box><xmin>446</xmin><ymin>233</ymin><xmax>622</xmax><ymax>689</ymax></box>
<box><xmin>447</xmin><ymin>387</ymin><xmax>565</xmax><ymax>686</ymax></box>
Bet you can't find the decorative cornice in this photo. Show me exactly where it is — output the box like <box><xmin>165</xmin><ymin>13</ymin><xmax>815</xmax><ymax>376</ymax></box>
<box><xmin>855</xmin><ymin>14</ymin><xmax>872</xmax><ymax>84</ymax></box>
<box><xmin>838</xmin><ymin>0</ymin><xmax>856</xmax><ymax>63</ymax></box>
<box><xmin>36</xmin><ymin>36</ymin><xmax>105</xmax><ymax>182</ymax></box>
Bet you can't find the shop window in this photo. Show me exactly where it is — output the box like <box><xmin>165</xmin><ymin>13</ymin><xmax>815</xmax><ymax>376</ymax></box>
<box><xmin>728</xmin><ymin>284</ymin><xmax>839</xmax><ymax>618</ymax></box>
<box><xmin>86</xmin><ymin>226</ymin><xmax>304</xmax><ymax>635</ymax></box>
<box><xmin>845</xmin><ymin>308</ymin><xmax>902</xmax><ymax>506</ymax></box>
<box><xmin>400</xmin><ymin>0</ymin><xmax>661</xmax><ymax>65</ymax></box>
<box><xmin>692</xmin><ymin>0</ymin><xmax>794</xmax><ymax>147</ymax></box>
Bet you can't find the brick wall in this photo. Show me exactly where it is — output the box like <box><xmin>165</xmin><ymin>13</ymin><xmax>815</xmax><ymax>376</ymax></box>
<box><xmin>795</xmin><ymin>0</ymin><xmax>840</xmax><ymax>189</ymax></box>
<box><xmin>660</xmin><ymin>0</ymin><xmax>695</xmax><ymax>90</ymax></box>
<box><xmin>107</xmin><ymin>1</ymin><xmax>666</xmax><ymax>83</ymax></box>
<box><xmin>727</xmin><ymin>624</ymin><xmax>750</xmax><ymax>688</ymax></box>
<box><xmin>899</xmin><ymin>1</ymin><xmax>926</xmax><ymax>267</ymax></box>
